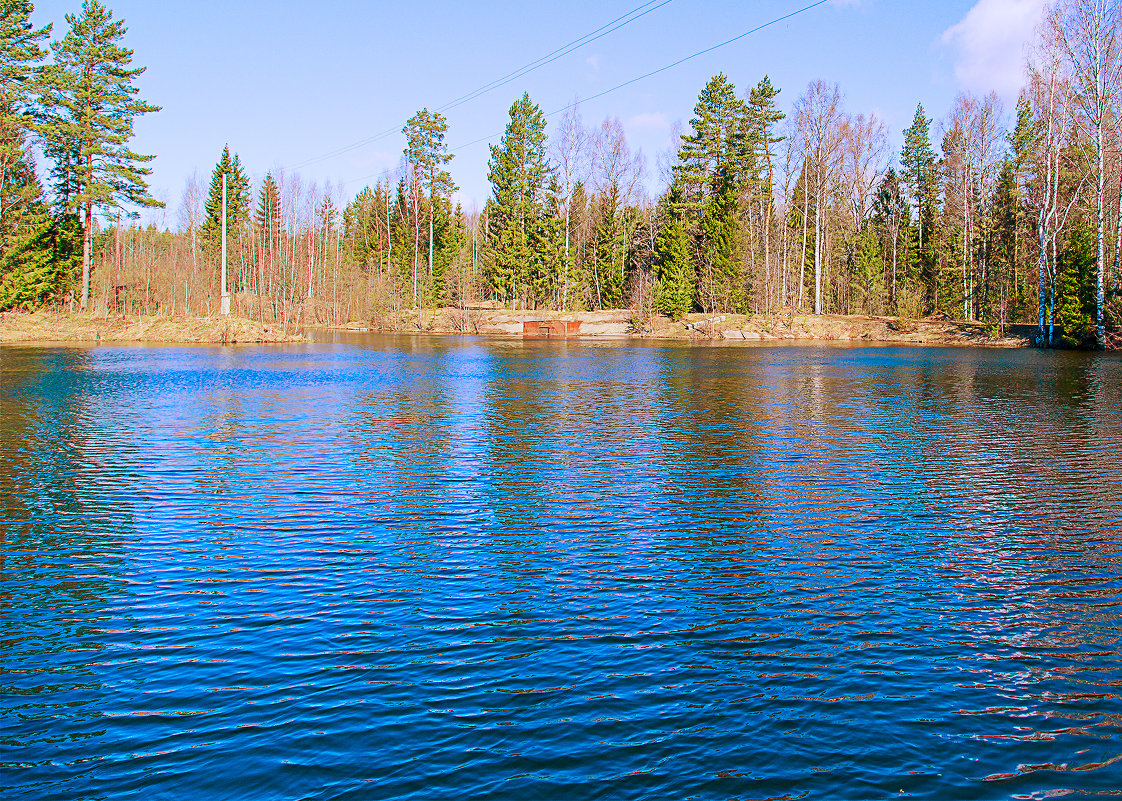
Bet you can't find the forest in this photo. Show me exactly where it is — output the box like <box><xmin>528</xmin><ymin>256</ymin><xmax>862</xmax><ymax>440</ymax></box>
<box><xmin>1</xmin><ymin>0</ymin><xmax>1119</xmax><ymax>347</ymax></box>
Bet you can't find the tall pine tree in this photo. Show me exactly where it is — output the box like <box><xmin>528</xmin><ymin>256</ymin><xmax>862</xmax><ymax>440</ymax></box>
<box><xmin>676</xmin><ymin>73</ymin><xmax>747</xmax><ymax>211</ymax></box>
<box><xmin>403</xmin><ymin>108</ymin><xmax>455</xmax><ymax>307</ymax></box>
<box><xmin>40</xmin><ymin>0</ymin><xmax>160</xmax><ymax>312</ymax></box>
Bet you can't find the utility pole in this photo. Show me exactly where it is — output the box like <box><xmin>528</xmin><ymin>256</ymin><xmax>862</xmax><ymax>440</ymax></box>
<box><xmin>220</xmin><ymin>173</ymin><xmax>230</xmax><ymax>316</ymax></box>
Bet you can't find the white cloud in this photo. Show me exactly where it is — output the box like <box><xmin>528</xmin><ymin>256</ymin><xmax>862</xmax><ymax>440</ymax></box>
<box><xmin>941</xmin><ymin>0</ymin><xmax>1048</xmax><ymax>99</ymax></box>
<box><xmin>585</xmin><ymin>54</ymin><xmax>601</xmax><ymax>74</ymax></box>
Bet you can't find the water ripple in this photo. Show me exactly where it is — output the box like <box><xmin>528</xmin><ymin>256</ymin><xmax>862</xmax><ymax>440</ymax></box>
<box><xmin>2</xmin><ymin>338</ymin><xmax>1120</xmax><ymax>800</ymax></box>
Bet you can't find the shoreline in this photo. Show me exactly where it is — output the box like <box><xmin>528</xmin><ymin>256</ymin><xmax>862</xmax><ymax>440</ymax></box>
<box><xmin>326</xmin><ymin>307</ymin><xmax>1037</xmax><ymax>349</ymax></box>
<box><xmin>0</xmin><ymin>307</ymin><xmax>1089</xmax><ymax>349</ymax></box>
<box><xmin>0</xmin><ymin>310</ymin><xmax>306</xmax><ymax>344</ymax></box>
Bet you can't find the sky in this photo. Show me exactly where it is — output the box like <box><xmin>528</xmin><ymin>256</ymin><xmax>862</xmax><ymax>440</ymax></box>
<box><xmin>30</xmin><ymin>0</ymin><xmax>1050</xmax><ymax>225</ymax></box>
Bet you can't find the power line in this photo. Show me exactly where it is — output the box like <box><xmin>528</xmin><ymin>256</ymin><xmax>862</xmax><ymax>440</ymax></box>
<box><xmin>450</xmin><ymin>0</ymin><xmax>831</xmax><ymax>154</ymax></box>
<box><xmin>438</xmin><ymin>0</ymin><xmax>673</xmax><ymax>114</ymax></box>
<box><xmin>340</xmin><ymin>0</ymin><xmax>830</xmax><ymax>190</ymax></box>
<box><xmin>286</xmin><ymin>0</ymin><xmax>672</xmax><ymax>173</ymax></box>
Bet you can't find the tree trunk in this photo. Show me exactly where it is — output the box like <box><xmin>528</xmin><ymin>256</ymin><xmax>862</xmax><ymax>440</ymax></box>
<box><xmin>1095</xmin><ymin>118</ymin><xmax>1105</xmax><ymax>348</ymax></box>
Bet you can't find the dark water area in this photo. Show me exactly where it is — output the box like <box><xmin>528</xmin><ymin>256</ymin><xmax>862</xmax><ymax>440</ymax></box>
<box><xmin>2</xmin><ymin>335</ymin><xmax>1120</xmax><ymax>800</ymax></box>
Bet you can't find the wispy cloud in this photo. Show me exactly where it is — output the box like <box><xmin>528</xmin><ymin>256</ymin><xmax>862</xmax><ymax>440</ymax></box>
<box><xmin>941</xmin><ymin>0</ymin><xmax>1047</xmax><ymax>99</ymax></box>
<box><xmin>625</xmin><ymin>112</ymin><xmax>670</xmax><ymax>135</ymax></box>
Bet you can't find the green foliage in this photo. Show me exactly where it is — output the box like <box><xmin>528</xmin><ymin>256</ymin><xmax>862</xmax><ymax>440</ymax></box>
<box><xmin>0</xmin><ymin>0</ymin><xmax>49</xmax><ymax>112</ymax></box>
<box><xmin>676</xmin><ymin>73</ymin><xmax>748</xmax><ymax>209</ymax></box>
<box><xmin>900</xmin><ymin>103</ymin><xmax>939</xmax><ymax>307</ymax></box>
<box><xmin>485</xmin><ymin>92</ymin><xmax>551</xmax><ymax>307</ymax></box>
<box><xmin>200</xmin><ymin>145</ymin><xmax>250</xmax><ymax>260</ymax></box>
<box><xmin>654</xmin><ymin>184</ymin><xmax>695</xmax><ymax>319</ymax></box>
<box><xmin>745</xmin><ymin>75</ymin><xmax>784</xmax><ymax>193</ymax></box>
<box><xmin>850</xmin><ymin>226</ymin><xmax>885</xmax><ymax>313</ymax></box>
<box><xmin>40</xmin><ymin>0</ymin><xmax>160</xmax><ymax>216</ymax></box>
<box><xmin>256</xmin><ymin>173</ymin><xmax>281</xmax><ymax>240</ymax></box>
<box><xmin>404</xmin><ymin>108</ymin><xmax>454</xmax><ymax>202</ymax></box>
<box><xmin>1055</xmin><ymin>222</ymin><xmax>1095</xmax><ymax>346</ymax></box>
<box><xmin>0</xmin><ymin>211</ymin><xmax>78</xmax><ymax>310</ymax></box>
<box><xmin>701</xmin><ymin>173</ymin><xmax>746</xmax><ymax>313</ymax></box>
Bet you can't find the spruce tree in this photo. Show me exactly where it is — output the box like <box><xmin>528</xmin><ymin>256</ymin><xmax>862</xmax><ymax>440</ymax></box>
<box><xmin>40</xmin><ymin>0</ymin><xmax>160</xmax><ymax>312</ymax></box>
<box><xmin>0</xmin><ymin>211</ymin><xmax>70</xmax><ymax>310</ymax></box>
<box><xmin>654</xmin><ymin>182</ymin><xmax>695</xmax><ymax>318</ymax></box>
<box><xmin>701</xmin><ymin>172</ymin><xmax>744</xmax><ymax>312</ymax></box>
<box><xmin>485</xmin><ymin>92</ymin><xmax>550</xmax><ymax>308</ymax></box>
<box><xmin>900</xmin><ymin>104</ymin><xmax>937</xmax><ymax>307</ymax></box>
<box><xmin>200</xmin><ymin>145</ymin><xmax>250</xmax><ymax>263</ymax></box>
<box><xmin>256</xmin><ymin>173</ymin><xmax>281</xmax><ymax>275</ymax></box>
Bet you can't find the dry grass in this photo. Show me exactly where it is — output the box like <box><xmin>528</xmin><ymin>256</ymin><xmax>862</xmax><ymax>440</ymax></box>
<box><xmin>0</xmin><ymin>310</ymin><xmax>306</xmax><ymax>344</ymax></box>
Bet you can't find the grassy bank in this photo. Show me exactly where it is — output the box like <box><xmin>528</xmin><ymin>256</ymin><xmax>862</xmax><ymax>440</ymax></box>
<box><xmin>0</xmin><ymin>310</ymin><xmax>306</xmax><ymax>344</ymax></box>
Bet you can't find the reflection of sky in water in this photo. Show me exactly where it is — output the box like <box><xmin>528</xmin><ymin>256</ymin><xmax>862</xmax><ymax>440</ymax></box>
<box><xmin>1</xmin><ymin>339</ymin><xmax>1120</xmax><ymax>800</ymax></box>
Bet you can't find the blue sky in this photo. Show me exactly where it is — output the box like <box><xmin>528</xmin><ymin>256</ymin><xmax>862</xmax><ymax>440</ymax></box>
<box><xmin>30</xmin><ymin>0</ymin><xmax>1049</xmax><ymax>222</ymax></box>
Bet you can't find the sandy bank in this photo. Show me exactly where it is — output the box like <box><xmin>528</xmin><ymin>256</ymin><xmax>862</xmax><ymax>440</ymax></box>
<box><xmin>331</xmin><ymin>307</ymin><xmax>1035</xmax><ymax>348</ymax></box>
<box><xmin>0</xmin><ymin>310</ymin><xmax>306</xmax><ymax>344</ymax></box>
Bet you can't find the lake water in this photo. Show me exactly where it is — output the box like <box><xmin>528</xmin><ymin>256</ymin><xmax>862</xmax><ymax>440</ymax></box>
<box><xmin>2</xmin><ymin>335</ymin><xmax>1120</xmax><ymax>800</ymax></box>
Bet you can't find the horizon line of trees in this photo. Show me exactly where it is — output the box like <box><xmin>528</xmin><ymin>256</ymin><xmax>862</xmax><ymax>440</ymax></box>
<box><xmin>2</xmin><ymin>0</ymin><xmax>1118</xmax><ymax>347</ymax></box>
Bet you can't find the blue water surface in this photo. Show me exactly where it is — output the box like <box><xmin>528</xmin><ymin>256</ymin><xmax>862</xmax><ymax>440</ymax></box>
<box><xmin>2</xmin><ymin>336</ymin><xmax>1120</xmax><ymax>800</ymax></box>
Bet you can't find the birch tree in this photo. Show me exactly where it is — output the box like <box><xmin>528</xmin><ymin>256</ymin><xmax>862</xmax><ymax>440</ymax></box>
<box><xmin>1047</xmin><ymin>0</ymin><xmax>1122</xmax><ymax>347</ymax></box>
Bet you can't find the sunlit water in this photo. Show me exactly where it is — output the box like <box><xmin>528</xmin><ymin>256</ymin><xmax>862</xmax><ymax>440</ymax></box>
<box><xmin>2</xmin><ymin>335</ymin><xmax>1120</xmax><ymax>800</ymax></box>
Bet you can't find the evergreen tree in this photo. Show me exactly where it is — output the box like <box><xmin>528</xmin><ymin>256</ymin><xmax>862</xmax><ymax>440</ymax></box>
<box><xmin>746</xmin><ymin>75</ymin><xmax>784</xmax><ymax>190</ymax></box>
<box><xmin>746</xmin><ymin>75</ymin><xmax>785</xmax><ymax>263</ymax></box>
<box><xmin>403</xmin><ymin>108</ymin><xmax>455</xmax><ymax>306</ymax></box>
<box><xmin>200</xmin><ymin>145</ymin><xmax>250</xmax><ymax>263</ymax></box>
<box><xmin>255</xmin><ymin>172</ymin><xmax>281</xmax><ymax>283</ymax></box>
<box><xmin>1</xmin><ymin>0</ymin><xmax>49</xmax><ymax>258</ymax></box>
<box><xmin>1055</xmin><ymin>221</ymin><xmax>1096</xmax><ymax>346</ymax></box>
<box><xmin>1005</xmin><ymin>94</ymin><xmax>1036</xmax><ymax>315</ymax></box>
<box><xmin>900</xmin><ymin>103</ymin><xmax>938</xmax><ymax>307</ymax></box>
<box><xmin>872</xmin><ymin>168</ymin><xmax>908</xmax><ymax>310</ymax></box>
<box><xmin>485</xmin><ymin>92</ymin><xmax>550</xmax><ymax>307</ymax></box>
<box><xmin>40</xmin><ymin>0</ymin><xmax>161</xmax><ymax>312</ymax></box>
<box><xmin>0</xmin><ymin>210</ymin><xmax>71</xmax><ymax>309</ymax></box>
<box><xmin>701</xmin><ymin>172</ymin><xmax>745</xmax><ymax>312</ymax></box>
<box><xmin>676</xmin><ymin>73</ymin><xmax>747</xmax><ymax>210</ymax></box>
<box><xmin>654</xmin><ymin>182</ymin><xmax>695</xmax><ymax>318</ymax></box>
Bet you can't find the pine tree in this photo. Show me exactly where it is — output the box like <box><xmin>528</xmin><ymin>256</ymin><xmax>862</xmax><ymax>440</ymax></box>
<box><xmin>485</xmin><ymin>92</ymin><xmax>550</xmax><ymax>308</ymax></box>
<box><xmin>1</xmin><ymin>0</ymin><xmax>49</xmax><ymax>256</ymax></box>
<box><xmin>676</xmin><ymin>73</ymin><xmax>747</xmax><ymax>210</ymax></box>
<box><xmin>40</xmin><ymin>0</ymin><xmax>161</xmax><ymax>312</ymax></box>
<box><xmin>403</xmin><ymin>108</ymin><xmax>455</xmax><ymax>307</ymax></box>
<box><xmin>746</xmin><ymin>75</ymin><xmax>785</xmax><ymax>295</ymax></box>
<box><xmin>200</xmin><ymin>145</ymin><xmax>250</xmax><ymax>264</ymax></box>
<box><xmin>1005</xmin><ymin>94</ymin><xmax>1036</xmax><ymax>316</ymax></box>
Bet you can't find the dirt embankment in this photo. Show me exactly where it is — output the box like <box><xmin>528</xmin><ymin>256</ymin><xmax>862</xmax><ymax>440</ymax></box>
<box><xmin>0</xmin><ymin>310</ymin><xmax>305</xmax><ymax>344</ymax></box>
<box><xmin>332</xmin><ymin>307</ymin><xmax>1034</xmax><ymax>348</ymax></box>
